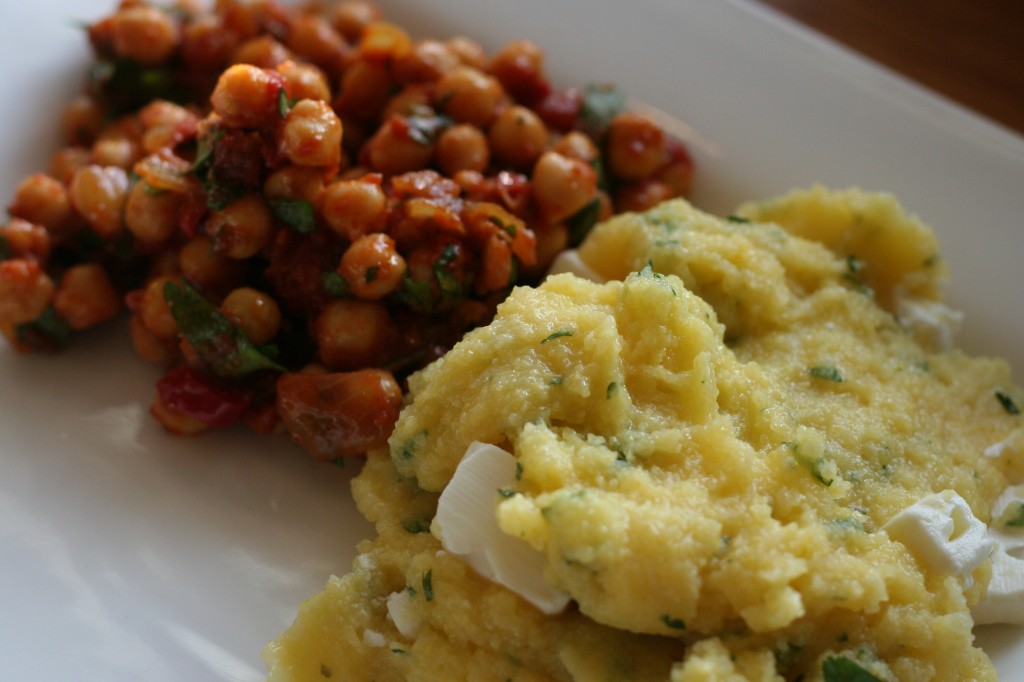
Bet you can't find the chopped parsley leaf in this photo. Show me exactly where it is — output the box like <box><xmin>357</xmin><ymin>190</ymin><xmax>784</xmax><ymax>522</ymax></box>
<box><xmin>822</xmin><ymin>656</ymin><xmax>884</xmax><ymax>682</ymax></box>
<box><xmin>270</xmin><ymin>198</ymin><xmax>317</xmax><ymax>234</ymax></box>
<box><xmin>726</xmin><ymin>214</ymin><xmax>751</xmax><ymax>224</ymax></box>
<box><xmin>402</xmin><ymin>517</ymin><xmax>432</xmax><ymax>534</ymax></box>
<box><xmin>660</xmin><ymin>614</ymin><xmax>686</xmax><ymax>630</ymax></box>
<box><xmin>15</xmin><ymin>306</ymin><xmax>71</xmax><ymax>351</ymax></box>
<box><xmin>809</xmin><ymin>366</ymin><xmax>844</xmax><ymax>382</ymax></box>
<box><xmin>422</xmin><ymin>570</ymin><xmax>434</xmax><ymax>601</ymax></box>
<box><xmin>578</xmin><ymin>83</ymin><xmax>626</xmax><ymax>138</ymax></box>
<box><xmin>541</xmin><ymin>329</ymin><xmax>574</xmax><ymax>343</ymax></box>
<box><xmin>322</xmin><ymin>272</ymin><xmax>351</xmax><ymax>298</ymax></box>
<box><xmin>606</xmin><ymin>381</ymin><xmax>619</xmax><ymax>398</ymax></box>
<box><xmin>996</xmin><ymin>390</ymin><xmax>1020</xmax><ymax>415</ymax></box>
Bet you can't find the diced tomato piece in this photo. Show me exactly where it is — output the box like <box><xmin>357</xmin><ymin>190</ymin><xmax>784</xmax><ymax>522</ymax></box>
<box><xmin>156</xmin><ymin>365</ymin><xmax>252</xmax><ymax>428</ymax></box>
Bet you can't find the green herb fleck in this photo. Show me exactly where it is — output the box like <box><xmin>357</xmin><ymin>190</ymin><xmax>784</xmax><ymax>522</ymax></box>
<box><xmin>660</xmin><ymin>614</ymin><xmax>686</xmax><ymax>630</ymax></box>
<box><xmin>487</xmin><ymin>214</ymin><xmax>517</xmax><ymax>236</ymax></box>
<box><xmin>402</xmin><ymin>516</ymin><xmax>432</xmax><ymax>533</ymax></box>
<box><xmin>541</xmin><ymin>329</ymin><xmax>574</xmax><ymax>344</ymax></box>
<box><xmin>549</xmin><ymin>375</ymin><xmax>564</xmax><ymax>386</ymax></box>
<box><xmin>566</xmin><ymin>197</ymin><xmax>602</xmax><ymax>247</ymax></box>
<box><xmin>997</xmin><ymin>501</ymin><xmax>1024</xmax><ymax>528</ymax></box>
<box><xmin>399</xmin><ymin>275</ymin><xmax>435</xmax><ymax>312</ymax></box>
<box><xmin>422</xmin><ymin>570</ymin><xmax>434</xmax><ymax>601</ymax></box>
<box><xmin>163</xmin><ymin>281</ymin><xmax>285</xmax><ymax>378</ymax></box>
<box><xmin>270</xmin><ymin>198</ymin><xmax>317</xmax><ymax>234</ymax></box>
<box><xmin>996</xmin><ymin>390</ymin><xmax>1020</xmax><ymax>415</ymax></box>
<box><xmin>578</xmin><ymin>83</ymin><xmax>626</xmax><ymax>138</ymax></box>
<box><xmin>406</xmin><ymin>110</ymin><xmax>453</xmax><ymax>145</ymax></box>
<box><xmin>365</xmin><ymin>265</ymin><xmax>380</xmax><ymax>283</ymax></box>
<box><xmin>498</xmin><ymin>487</ymin><xmax>516</xmax><ymax>498</ymax></box>
<box><xmin>278</xmin><ymin>88</ymin><xmax>292</xmax><ymax>118</ymax></box>
<box><xmin>322</xmin><ymin>272</ymin><xmax>351</xmax><ymax>298</ymax></box>
<box><xmin>391</xmin><ymin>647</ymin><xmax>408</xmax><ymax>656</ymax></box>
<box><xmin>809</xmin><ymin>366</ymin><xmax>844</xmax><ymax>383</ymax></box>
<box><xmin>726</xmin><ymin>215</ymin><xmax>751</xmax><ymax>224</ymax></box>
<box><xmin>515</xmin><ymin>462</ymin><xmax>524</xmax><ymax>481</ymax></box>
<box><xmin>15</xmin><ymin>306</ymin><xmax>72</xmax><ymax>351</ymax></box>
<box><xmin>822</xmin><ymin>656</ymin><xmax>884</xmax><ymax>682</ymax></box>
<box><xmin>606</xmin><ymin>381</ymin><xmax>619</xmax><ymax>398</ymax></box>
<box><xmin>187</xmin><ymin>129</ymin><xmax>223</xmax><ymax>175</ymax></box>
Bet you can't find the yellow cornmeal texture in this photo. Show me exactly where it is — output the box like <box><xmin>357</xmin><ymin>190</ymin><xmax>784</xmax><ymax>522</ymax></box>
<box><xmin>264</xmin><ymin>187</ymin><xmax>1024</xmax><ymax>681</ymax></box>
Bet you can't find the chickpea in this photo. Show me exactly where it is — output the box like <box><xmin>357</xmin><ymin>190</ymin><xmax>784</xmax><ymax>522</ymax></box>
<box><xmin>475</xmin><ymin>233</ymin><xmax>513</xmax><ymax>296</ymax></box>
<box><xmin>334</xmin><ymin>59</ymin><xmax>394</xmax><ymax>122</ymax></box>
<box><xmin>129</xmin><ymin>312</ymin><xmax>179</xmax><ymax>365</ymax></box>
<box><xmin>49</xmin><ymin>147</ymin><xmax>92</xmax><ymax>185</ymax></box>
<box><xmin>527</xmin><ymin>223</ymin><xmax>570</xmax><ymax>278</ymax></box>
<box><xmin>365</xmin><ymin>116</ymin><xmax>434</xmax><ymax>176</ymax></box>
<box><xmin>435</xmin><ymin>66</ymin><xmax>504</xmax><ymax>128</ymax></box>
<box><xmin>530</xmin><ymin>151</ymin><xmax>598</xmax><ymax>224</ymax></box>
<box><xmin>220</xmin><ymin>287</ymin><xmax>281</xmax><ymax>344</ymax></box>
<box><xmin>211</xmin><ymin>63</ymin><xmax>287</xmax><ymax>129</ymax></box>
<box><xmin>134</xmin><ymin>275</ymin><xmax>179</xmax><ymax>339</ymax></box>
<box><xmin>381</xmin><ymin>85</ymin><xmax>432</xmax><ymax>121</ymax></box>
<box><xmin>1</xmin><ymin>219</ymin><xmax>52</xmax><ymax>262</ymax></box>
<box><xmin>551</xmin><ymin>130</ymin><xmax>599</xmax><ymax>163</ymax></box>
<box><xmin>276</xmin><ymin>60</ymin><xmax>332</xmax><ymax>103</ymax></box>
<box><xmin>91</xmin><ymin>137</ymin><xmax>140</xmax><ymax>169</ymax></box>
<box><xmin>109</xmin><ymin>6</ymin><xmax>179</xmax><ymax>66</ymax></box>
<box><xmin>206</xmin><ymin>194</ymin><xmax>274</xmax><ymax>259</ymax></box>
<box><xmin>8</xmin><ymin>174</ymin><xmax>73</xmax><ymax>233</ymax></box>
<box><xmin>489</xmin><ymin>40</ymin><xmax>548</xmax><ymax>104</ymax></box>
<box><xmin>320</xmin><ymin>176</ymin><xmax>387</xmax><ymax>240</ymax></box>
<box><xmin>124</xmin><ymin>180</ymin><xmax>181</xmax><ymax>248</ymax></box>
<box><xmin>488</xmin><ymin>105</ymin><xmax>548</xmax><ymax>169</ymax></box>
<box><xmin>181</xmin><ymin>14</ymin><xmax>240</xmax><ymax>71</ymax></box>
<box><xmin>606</xmin><ymin>112</ymin><xmax>666</xmax><ymax>181</ymax></box>
<box><xmin>313</xmin><ymin>298</ymin><xmax>396</xmax><ymax>370</ymax></box>
<box><xmin>61</xmin><ymin>95</ymin><xmax>105</xmax><ymax>145</ymax></box>
<box><xmin>178</xmin><ymin>235</ymin><xmax>245</xmax><ymax>294</ymax></box>
<box><xmin>52</xmin><ymin>264</ymin><xmax>122</xmax><ymax>330</ymax></box>
<box><xmin>331</xmin><ymin>0</ymin><xmax>382</xmax><ymax>42</ymax></box>
<box><xmin>0</xmin><ymin>259</ymin><xmax>54</xmax><ymax>328</ymax></box>
<box><xmin>281</xmin><ymin>99</ymin><xmax>344</xmax><ymax>168</ymax></box>
<box><xmin>657</xmin><ymin>141</ymin><xmax>695</xmax><ymax>197</ymax></box>
<box><xmin>68</xmin><ymin>165</ymin><xmax>131</xmax><ymax>239</ymax></box>
<box><xmin>393</xmin><ymin>40</ymin><xmax>460</xmax><ymax>84</ymax></box>
<box><xmin>614</xmin><ymin>179</ymin><xmax>674</xmax><ymax>213</ymax></box>
<box><xmin>436</xmin><ymin>124</ymin><xmax>489</xmax><ymax>176</ymax></box>
<box><xmin>445</xmin><ymin>36</ymin><xmax>487</xmax><ymax>69</ymax></box>
<box><xmin>231</xmin><ymin>35</ymin><xmax>292</xmax><ymax>68</ymax></box>
<box><xmin>338</xmin><ymin>233</ymin><xmax>407</xmax><ymax>300</ymax></box>
<box><xmin>264</xmin><ymin>165</ymin><xmax>326</xmax><ymax>204</ymax></box>
<box><xmin>287</xmin><ymin>14</ymin><xmax>348</xmax><ymax>74</ymax></box>
<box><xmin>358</xmin><ymin>22</ymin><xmax>412</xmax><ymax>61</ymax></box>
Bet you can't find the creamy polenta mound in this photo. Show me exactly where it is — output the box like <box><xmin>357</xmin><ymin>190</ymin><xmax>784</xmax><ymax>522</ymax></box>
<box><xmin>265</xmin><ymin>187</ymin><xmax>1024</xmax><ymax>682</ymax></box>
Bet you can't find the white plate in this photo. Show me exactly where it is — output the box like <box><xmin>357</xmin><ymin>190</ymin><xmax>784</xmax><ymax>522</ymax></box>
<box><xmin>2</xmin><ymin>1</ymin><xmax>1022</xmax><ymax>680</ymax></box>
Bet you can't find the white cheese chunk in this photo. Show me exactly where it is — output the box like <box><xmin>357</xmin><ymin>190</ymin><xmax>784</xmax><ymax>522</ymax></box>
<box><xmin>974</xmin><ymin>484</ymin><xmax>1024</xmax><ymax>625</ymax></box>
<box><xmin>894</xmin><ymin>296</ymin><xmax>963</xmax><ymax>352</ymax></box>
<box><xmin>546</xmin><ymin>249</ymin><xmax>607</xmax><ymax>283</ymax></box>
<box><xmin>386</xmin><ymin>589</ymin><xmax>422</xmax><ymax>639</ymax></box>
<box><xmin>883</xmin><ymin>490</ymin><xmax>993</xmax><ymax>576</ymax></box>
<box><xmin>432</xmin><ymin>441</ymin><xmax>570</xmax><ymax>615</ymax></box>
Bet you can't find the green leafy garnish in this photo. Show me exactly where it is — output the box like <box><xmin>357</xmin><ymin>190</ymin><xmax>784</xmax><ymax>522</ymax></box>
<box><xmin>15</xmin><ymin>306</ymin><xmax>71</xmax><ymax>351</ymax></box>
<box><xmin>726</xmin><ymin>214</ymin><xmax>751</xmax><ymax>224</ymax></box>
<box><xmin>566</xmin><ymin>197</ymin><xmax>602</xmax><ymax>247</ymax></box>
<box><xmin>422</xmin><ymin>570</ymin><xmax>434</xmax><ymax>601</ymax></box>
<box><xmin>996</xmin><ymin>390</ymin><xmax>1020</xmax><ymax>415</ymax></box>
<box><xmin>541</xmin><ymin>329</ymin><xmax>574</xmax><ymax>344</ymax></box>
<box><xmin>270</xmin><ymin>198</ymin><xmax>317</xmax><ymax>234</ymax></box>
<box><xmin>322</xmin><ymin>272</ymin><xmax>351</xmax><ymax>298</ymax></box>
<box><xmin>578</xmin><ymin>83</ymin><xmax>626</xmax><ymax>138</ymax></box>
<box><xmin>997</xmin><ymin>501</ymin><xmax>1024</xmax><ymax>528</ymax></box>
<box><xmin>822</xmin><ymin>656</ymin><xmax>884</xmax><ymax>682</ymax></box>
<box><xmin>402</xmin><ymin>516</ymin><xmax>432</xmax><ymax>534</ymax></box>
<box><xmin>606</xmin><ymin>381</ymin><xmax>619</xmax><ymax>398</ymax></box>
<box><xmin>660</xmin><ymin>614</ymin><xmax>686</xmax><ymax>630</ymax></box>
<box><xmin>163</xmin><ymin>281</ymin><xmax>285</xmax><ymax>378</ymax></box>
<box><xmin>278</xmin><ymin>88</ymin><xmax>292</xmax><ymax>118</ymax></box>
<box><xmin>406</xmin><ymin>110</ymin><xmax>453</xmax><ymax>145</ymax></box>
<box><xmin>810</xmin><ymin>366</ymin><xmax>844</xmax><ymax>382</ymax></box>
<box><xmin>187</xmin><ymin>129</ymin><xmax>223</xmax><ymax>175</ymax></box>
<box><xmin>90</xmin><ymin>58</ymin><xmax>185</xmax><ymax>115</ymax></box>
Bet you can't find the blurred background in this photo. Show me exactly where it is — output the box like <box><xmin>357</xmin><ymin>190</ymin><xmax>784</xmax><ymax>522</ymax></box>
<box><xmin>755</xmin><ymin>0</ymin><xmax>1024</xmax><ymax>135</ymax></box>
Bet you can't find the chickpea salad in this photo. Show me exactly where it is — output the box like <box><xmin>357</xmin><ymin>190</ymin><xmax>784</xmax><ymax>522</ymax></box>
<box><xmin>0</xmin><ymin>0</ymin><xmax>695</xmax><ymax>461</ymax></box>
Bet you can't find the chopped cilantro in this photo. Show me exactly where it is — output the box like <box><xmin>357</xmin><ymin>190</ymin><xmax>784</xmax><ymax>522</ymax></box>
<box><xmin>578</xmin><ymin>83</ymin><xmax>626</xmax><ymax>138</ymax></box>
<box><xmin>322</xmin><ymin>271</ymin><xmax>351</xmax><ymax>298</ymax></box>
<box><xmin>498</xmin><ymin>487</ymin><xmax>516</xmax><ymax>498</ymax></box>
<box><xmin>726</xmin><ymin>214</ymin><xmax>751</xmax><ymax>224</ymax></box>
<box><xmin>996</xmin><ymin>390</ymin><xmax>1020</xmax><ymax>415</ymax></box>
<box><xmin>399</xmin><ymin>275</ymin><xmax>434</xmax><ymax>312</ymax></box>
<box><xmin>270</xmin><ymin>198</ymin><xmax>317</xmax><ymax>234</ymax></box>
<box><xmin>187</xmin><ymin>129</ymin><xmax>223</xmax><ymax>175</ymax></box>
<box><xmin>406</xmin><ymin>110</ymin><xmax>453</xmax><ymax>145</ymax></box>
<box><xmin>163</xmin><ymin>281</ymin><xmax>285</xmax><ymax>378</ymax></box>
<box><xmin>809</xmin><ymin>366</ymin><xmax>844</xmax><ymax>383</ymax></box>
<box><xmin>15</xmin><ymin>306</ymin><xmax>72</xmax><ymax>351</ymax></box>
<box><xmin>566</xmin><ymin>197</ymin><xmax>602</xmax><ymax>247</ymax></box>
<box><xmin>660</xmin><ymin>614</ymin><xmax>686</xmax><ymax>630</ymax></box>
<box><xmin>422</xmin><ymin>570</ymin><xmax>434</xmax><ymax>601</ymax></box>
<box><xmin>515</xmin><ymin>462</ymin><xmax>524</xmax><ymax>481</ymax></box>
<box><xmin>606</xmin><ymin>381</ymin><xmax>619</xmax><ymax>398</ymax></box>
<box><xmin>822</xmin><ymin>656</ymin><xmax>884</xmax><ymax>682</ymax></box>
<box><xmin>541</xmin><ymin>329</ymin><xmax>574</xmax><ymax>343</ymax></box>
<box><xmin>278</xmin><ymin>88</ymin><xmax>292</xmax><ymax>118</ymax></box>
<box><xmin>402</xmin><ymin>517</ymin><xmax>432</xmax><ymax>533</ymax></box>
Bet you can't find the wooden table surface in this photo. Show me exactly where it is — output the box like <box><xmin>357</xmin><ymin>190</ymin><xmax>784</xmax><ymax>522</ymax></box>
<box><xmin>753</xmin><ymin>0</ymin><xmax>1024</xmax><ymax>136</ymax></box>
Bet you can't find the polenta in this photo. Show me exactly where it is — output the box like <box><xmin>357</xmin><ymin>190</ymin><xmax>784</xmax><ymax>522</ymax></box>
<box><xmin>264</xmin><ymin>188</ymin><xmax>1024</xmax><ymax>681</ymax></box>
